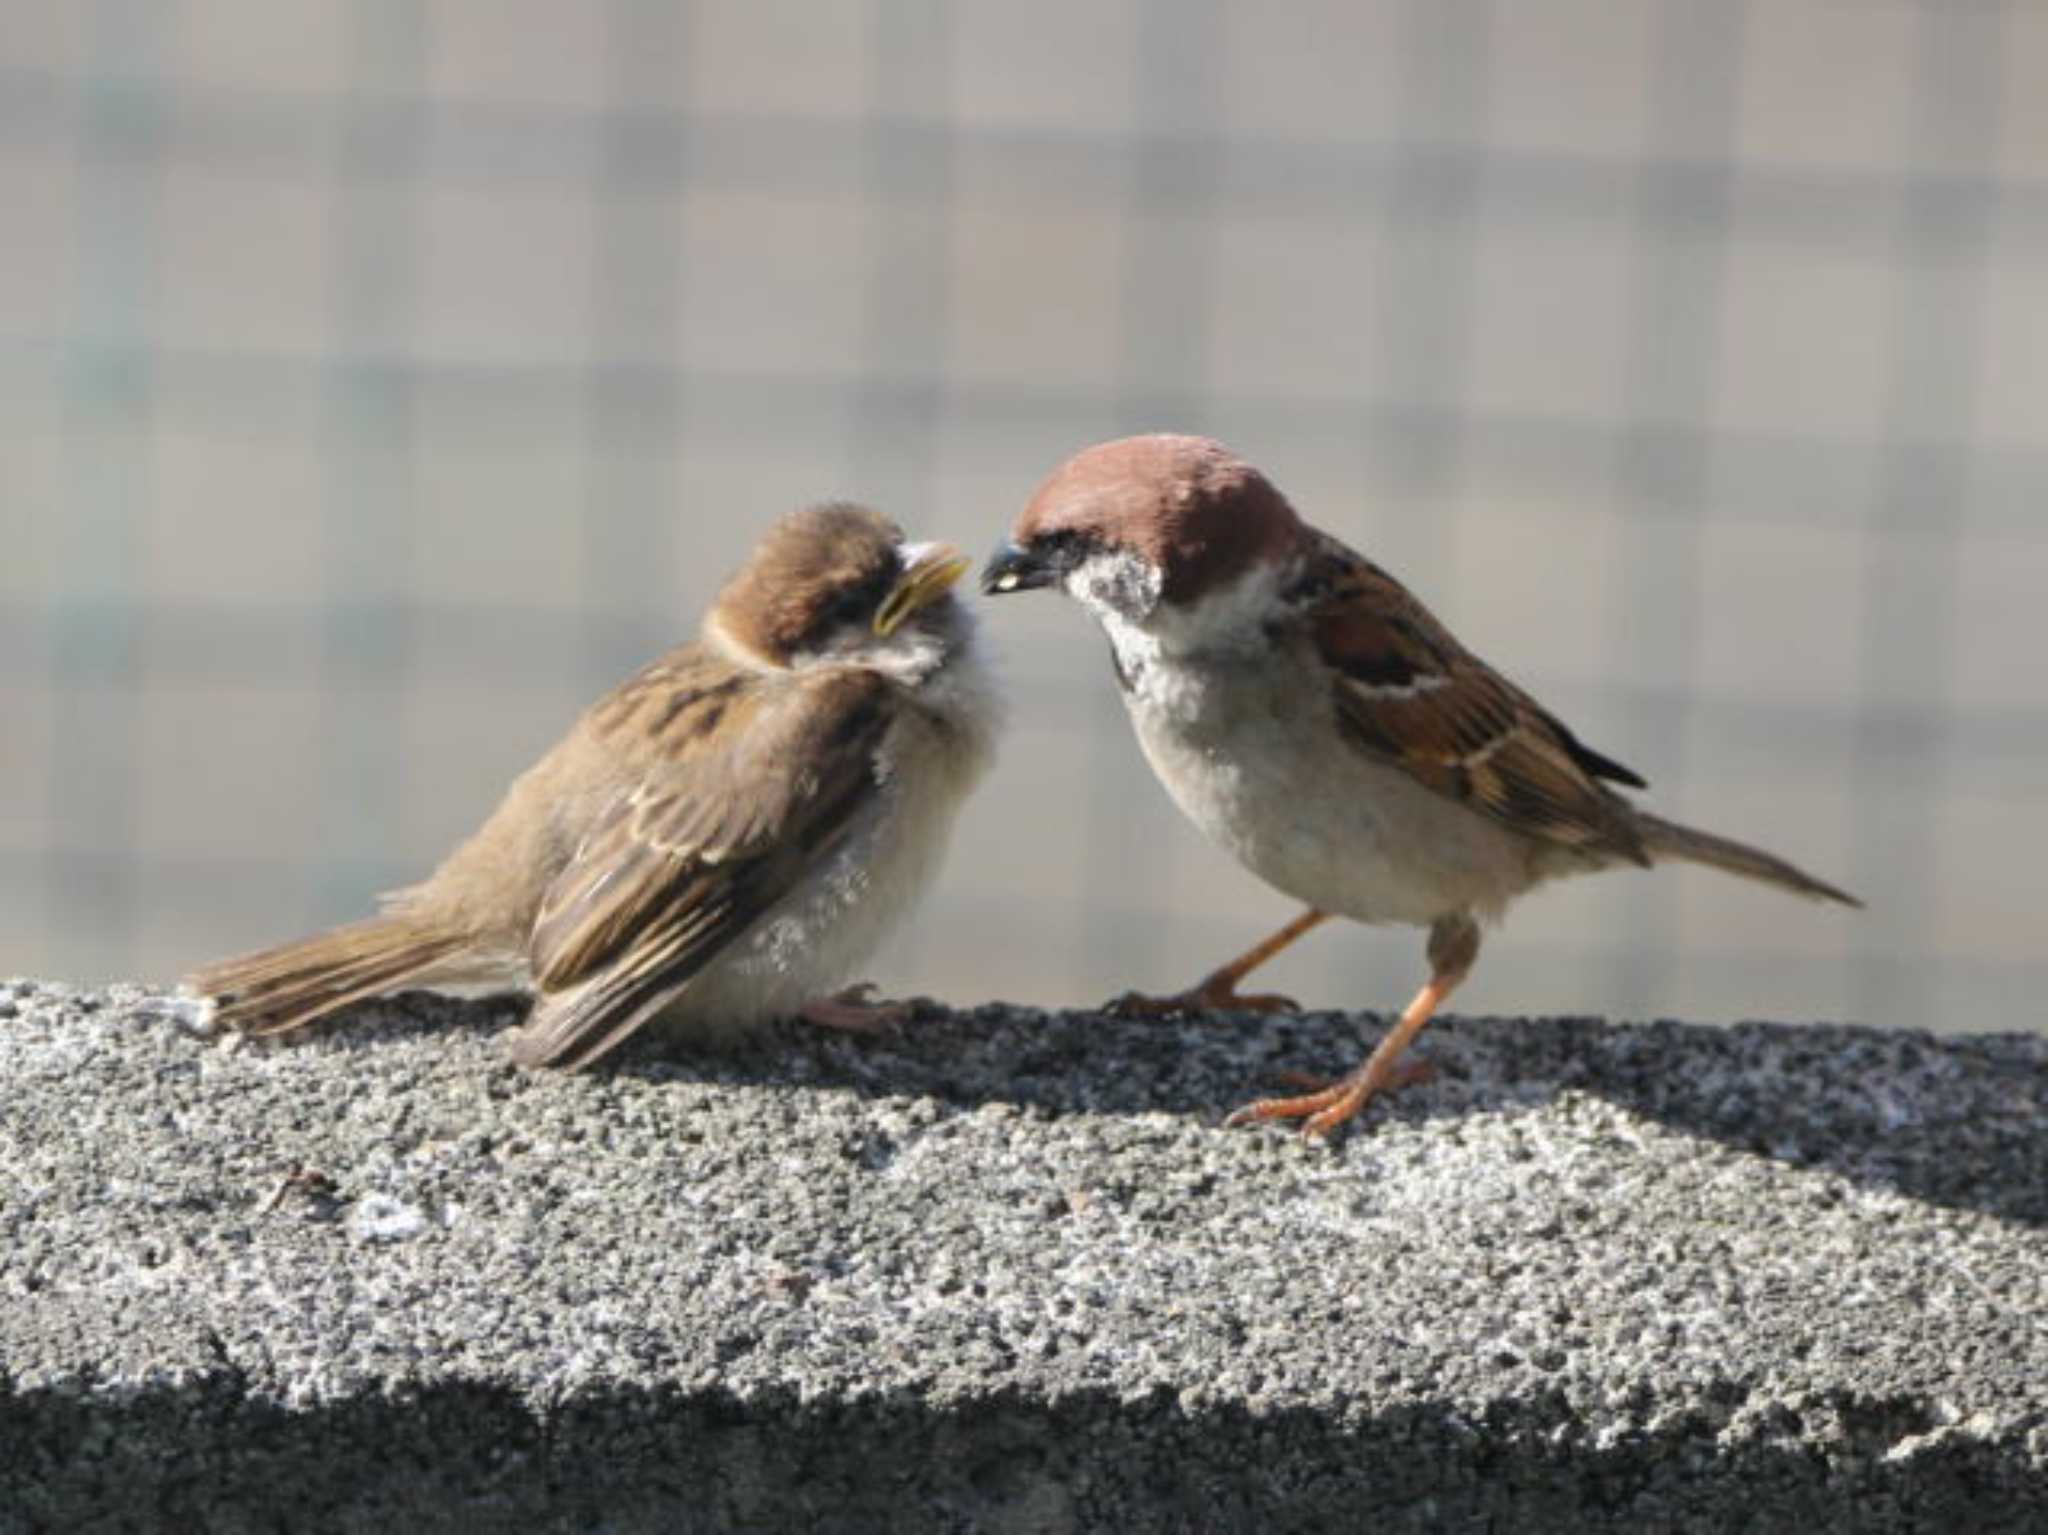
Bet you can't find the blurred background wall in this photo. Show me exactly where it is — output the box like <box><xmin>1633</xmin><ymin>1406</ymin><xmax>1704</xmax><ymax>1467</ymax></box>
<box><xmin>3</xmin><ymin>0</ymin><xmax>2043</xmax><ymax>1035</ymax></box>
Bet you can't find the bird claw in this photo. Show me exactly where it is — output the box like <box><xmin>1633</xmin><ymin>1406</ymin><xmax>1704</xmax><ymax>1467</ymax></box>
<box><xmin>798</xmin><ymin>984</ymin><xmax>911</xmax><ymax>1035</ymax></box>
<box><xmin>1225</xmin><ymin>1057</ymin><xmax>1437</xmax><ymax>1139</ymax></box>
<box><xmin>1102</xmin><ymin>982</ymin><xmax>1301</xmax><ymax>1021</ymax></box>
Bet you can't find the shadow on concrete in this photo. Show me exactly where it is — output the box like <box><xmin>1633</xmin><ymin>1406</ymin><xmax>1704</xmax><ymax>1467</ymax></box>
<box><xmin>4</xmin><ymin>1373</ymin><xmax>2040</xmax><ymax>1534</ymax></box>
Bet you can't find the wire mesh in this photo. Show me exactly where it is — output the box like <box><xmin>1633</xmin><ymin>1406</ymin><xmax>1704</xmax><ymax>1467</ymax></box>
<box><xmin>3</xmin><ymin>0</ymin><xmax>2044</xmax><ymax>1034</ymax></box>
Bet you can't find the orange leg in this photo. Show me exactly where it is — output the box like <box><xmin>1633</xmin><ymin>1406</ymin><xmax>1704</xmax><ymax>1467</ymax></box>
<box><xmin>1225</xmin><ymin>914</ymin><xmax>1478</xmax><ymax>1139</ymax></box>
<box><xmin>1105</xmin><ymin>909</ymin><xmax>1330</xmax><ymax>1019</ymax></box>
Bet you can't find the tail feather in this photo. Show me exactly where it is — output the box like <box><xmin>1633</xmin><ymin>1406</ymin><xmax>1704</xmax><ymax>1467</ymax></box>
<box><xmin>184</xmin><ymin>916</ymin><xmax>472</xmax><ymax>1037</ymax></box>
<box><xmin>1634</xmin><ymin>812</ymin><xmax>1861</xmax><ymax>908</ymax></box>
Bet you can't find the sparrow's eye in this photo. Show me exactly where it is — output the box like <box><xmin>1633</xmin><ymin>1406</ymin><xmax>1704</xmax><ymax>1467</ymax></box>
<box><xmin>1044</xmin><ymin>530</ymin><xmax>1093</xmax><ymax>565</ymax></box>
<box><xmin>833</xmin><ymin>564</ymin><xmax>898</xmax><ymax>628</ymax></box>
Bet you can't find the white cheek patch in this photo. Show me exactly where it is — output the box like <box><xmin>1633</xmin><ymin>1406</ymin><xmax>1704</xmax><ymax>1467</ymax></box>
<box><xmin>1065</xmin><ymin>549</ymin><xmax>1161</xmax><ymax>620</ymax></box>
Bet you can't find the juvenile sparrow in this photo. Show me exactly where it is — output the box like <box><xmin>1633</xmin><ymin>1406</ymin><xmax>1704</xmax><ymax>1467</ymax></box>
<box><xmin>188</xmin><ymin>503</ymin><xmax>999</xmax><ymax>1070</ymax></box>
<box><xmin>983</xmin><ymin>434</ymin><xmax>1857</xmax><ymax>1137</ymax></box>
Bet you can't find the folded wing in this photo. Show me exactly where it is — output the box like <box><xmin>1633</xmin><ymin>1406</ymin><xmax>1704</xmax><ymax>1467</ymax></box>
<box><xmin>510</xmin><ymin>664</ymin><xmax>895</xmax><ymax>1070</ymax></box>
<box><xmin>1294</xmin><ymin>535</ymin><xmax>1649</xmax><ymax>865</ymax></box>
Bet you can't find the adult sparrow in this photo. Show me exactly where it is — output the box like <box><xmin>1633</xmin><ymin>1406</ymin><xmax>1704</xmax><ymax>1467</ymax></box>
<box><xmin>187</xmin><ymin>503</ymin><xmax>999</xmax><ymax>1070</ymax></box>
<box><xmin>982</xmin><ymin>434</ymin><xmax>1857</xmax><ymax>1137</ymax></box>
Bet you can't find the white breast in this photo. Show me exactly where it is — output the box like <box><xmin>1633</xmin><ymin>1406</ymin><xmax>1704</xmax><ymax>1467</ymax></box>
<box><xmin>675</xmin><ymin>637</ymin><xmax>1001</xmax><ymax>1035</ymax></box>
<box><xmin>1105</xmin><ymin>602</ymin><xmax>1533</xmax><ymax>929</ymax></box>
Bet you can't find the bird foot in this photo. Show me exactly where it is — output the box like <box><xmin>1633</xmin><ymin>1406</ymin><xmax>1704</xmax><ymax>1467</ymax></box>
<box><xmin>1225</xmin><ymin>1056</ymin><xmax>1437</xmax><ymax>1139</ymax></box>
<box><xmin>798</xmin><ymin>983</ymin><xmax>911</xmax><ymax>1035</ymax></box>
<box><xmin>1103</xmin><ymin>978</ymin><xmax>1300</xmax><ymax>1021</ymax></box>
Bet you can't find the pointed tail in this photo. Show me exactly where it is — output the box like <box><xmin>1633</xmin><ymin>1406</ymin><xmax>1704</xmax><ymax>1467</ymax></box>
<box><xmin>1634</xmin><ymin>812</ymin><xmax>1861</xmax><ymax>907</ymax></box>
<box><xmin>184</xmin><ymin>915</ymin><xmax>472</xmax><ymax>1037</ymax></box>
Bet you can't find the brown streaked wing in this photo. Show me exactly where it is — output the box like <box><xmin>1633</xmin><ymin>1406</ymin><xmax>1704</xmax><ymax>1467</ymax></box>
<box><xmin>514</xmin><ymin>667</ymin><xmax>896</xmax><ymax>1068</ymax></box>
<box><xmin>1301</xmin><ymin>537</ymin><xmax>1648</xmax><ymax>864</ymax></box>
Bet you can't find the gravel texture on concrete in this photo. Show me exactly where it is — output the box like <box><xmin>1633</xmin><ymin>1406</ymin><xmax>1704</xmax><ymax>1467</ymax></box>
<box><xmin>1</xmin><ymin>977</ymin><xmax>2044</xmax><ymax>1533</ymax></box>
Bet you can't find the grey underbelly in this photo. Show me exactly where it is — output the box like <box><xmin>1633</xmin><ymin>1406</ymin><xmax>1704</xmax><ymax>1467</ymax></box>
<box><xmin>668</xmin><ymin>708</ymin><xmax>991</xmax><ymax>1037</ymax></box>
<box><xmin>1127</xmin><ymin>689</ymin><xmax>1531</xmax><ymax>926</ymax></box>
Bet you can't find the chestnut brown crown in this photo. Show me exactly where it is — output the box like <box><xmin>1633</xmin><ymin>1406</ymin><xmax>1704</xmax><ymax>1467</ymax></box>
<box><xmin>990</xmin><ymin>434</ymin><xmax>1304</xmax><ymax>606</ymax></box>
<box><xmin>708</xmin><ymin>503</ymin><xmax>906</xmax><ymax>665</ymax></box>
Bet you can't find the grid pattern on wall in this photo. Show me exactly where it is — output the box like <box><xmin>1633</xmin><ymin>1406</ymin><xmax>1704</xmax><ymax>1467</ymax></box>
<box><xmin>3</xmin><ymin>0</ymin><xmax>2044</xmax><ymax>1035</ymax></box>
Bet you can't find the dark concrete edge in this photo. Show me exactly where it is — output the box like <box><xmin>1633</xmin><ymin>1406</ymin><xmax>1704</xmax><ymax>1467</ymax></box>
<box><xmin>4</xmin><ymin>1374</ymin><xmax>2044</xmax><ymax>1535</ymax></box>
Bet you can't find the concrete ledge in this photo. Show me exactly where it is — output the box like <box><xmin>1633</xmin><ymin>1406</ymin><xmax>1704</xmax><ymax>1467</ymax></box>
<box><xmin>3</xmin><ymin>978</ymin><xmax>2045</xmax><ymax>1532</ymax></box>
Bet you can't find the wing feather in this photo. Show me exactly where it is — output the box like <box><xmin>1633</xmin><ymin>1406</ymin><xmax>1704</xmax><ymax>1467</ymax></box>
<box><xmin>510</xmin><ymin>664</ymin><xmax>895</xmax><ymax>1069</ymax></box>
<box><xmin>1292</xmin><ymin>536</ymin><xmax>1649</xmax><ymax>863</ymax></box>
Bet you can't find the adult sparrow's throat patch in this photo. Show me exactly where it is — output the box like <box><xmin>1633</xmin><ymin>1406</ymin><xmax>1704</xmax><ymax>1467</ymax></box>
<box><xmin>874</xmin><ymin>543</ymin><xmax>970</xmax><ymax>635</ymax></box>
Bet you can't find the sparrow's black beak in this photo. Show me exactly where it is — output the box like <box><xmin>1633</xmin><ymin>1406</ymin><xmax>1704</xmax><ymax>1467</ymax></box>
<box><xmin>980</xmin><ymin>540</ymin><xmax>1054</xmax><ymax>596</ymax></box>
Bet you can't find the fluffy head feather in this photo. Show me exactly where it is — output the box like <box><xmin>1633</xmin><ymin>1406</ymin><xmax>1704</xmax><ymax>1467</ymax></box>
<box><xmin>707</xmin><ymin>503</ymin><xmax>906</xmax><ymax>666</ymax></box>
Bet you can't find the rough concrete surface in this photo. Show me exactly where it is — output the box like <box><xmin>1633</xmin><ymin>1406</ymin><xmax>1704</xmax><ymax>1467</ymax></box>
<box><xmin>1</xmin><ymin>978</ymin><xmax>2044</xmax><ymax>1533</ymax></box>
